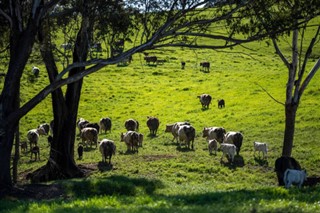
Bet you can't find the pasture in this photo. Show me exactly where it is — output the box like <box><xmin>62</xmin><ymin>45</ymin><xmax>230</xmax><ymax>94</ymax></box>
<box><xmin>1</xmin><ymin>33</ymin><xmax>320</xmax><ymax>212</ymax></box>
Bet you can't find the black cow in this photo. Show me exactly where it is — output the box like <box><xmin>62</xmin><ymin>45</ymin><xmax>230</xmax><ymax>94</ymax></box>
<box><xmin>275</xmin><ymin>156</ymin><xmax>301</xmax><ymax>186</ymax></box>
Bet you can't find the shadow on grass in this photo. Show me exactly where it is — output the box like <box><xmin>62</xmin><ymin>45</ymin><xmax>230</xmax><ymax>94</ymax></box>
<box><xmin>176</xmin><ymin>146</ymin><xmax>195</xmax><ymax>152</ymax></box>
<box><xmin>63</xmin><ymin>175</ymin><xmax>164</xmax><ymax>198</ymax></box>
<box><xmin>254</xmin><ymin>157</ymin><xmax>269</xmax><ymax>166</ymax></box>
<box><xmin>97</xmin><ymin>161</ymin><xmax>113</xmax><ymax>172</ymax></box>
<box><xmin>220</xmin><ymin>155</ymin><xmax>245</xmax><ymax>169</ymax></box>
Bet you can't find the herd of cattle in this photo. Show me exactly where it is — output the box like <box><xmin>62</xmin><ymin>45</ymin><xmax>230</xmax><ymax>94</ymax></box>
<box><xmin>22</xmin><ymin>92</ymin><xmax>319</xmax><ymax>188</ymax></box>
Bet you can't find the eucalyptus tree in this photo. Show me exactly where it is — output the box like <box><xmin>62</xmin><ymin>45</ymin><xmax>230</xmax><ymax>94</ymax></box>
<box><xmin>228</xmin><ymin>0</ymin><xmax>320</xmax><ymax>157</ymax></box>
<box><xmin>0</xmin><ymin>0</ymin><xmax>317</xmax><ymax>196</ymax></box>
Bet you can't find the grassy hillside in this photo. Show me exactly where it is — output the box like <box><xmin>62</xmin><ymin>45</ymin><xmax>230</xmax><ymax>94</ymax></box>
<box><xmin>1</xmin><ymin>29</ymin><xmax>320</xmax><ymax>212</ymax></box>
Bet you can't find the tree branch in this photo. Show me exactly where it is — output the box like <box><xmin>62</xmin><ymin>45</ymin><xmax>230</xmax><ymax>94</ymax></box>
<box><xmin>252</xmin><ymin>81</ymin><xmax>285</xmax><ymax>106</ymax></box>
<box><xmin>272</xmin><ymin>38</ymin><xmax>290</xmax><ymax>68</ymax></box>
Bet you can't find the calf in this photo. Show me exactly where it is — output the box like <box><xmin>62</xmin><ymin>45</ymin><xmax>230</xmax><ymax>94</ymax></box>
<box><xmin>146</xmin><ymin>116</ymin><xmax>160</xmax><ymax>136</ymax></box>
<box><xmin>218</xmin><ymin>99</ymin><xmax>225</xmax><ymax>108</ymax></box>
<box><xmin>220</xmin><ymin>143</ymin><xmax>237</xmax><ymax>163</ymax></box>
<box><xmin>274</xmin><ymin>156</ymin><xmax>301</xmax><ymax>186</ymax></box>
<box><xmin>253</xmin><ymin>142</ymin><xmax>268</xmax><ymax>159</ymax></box>
<box><xmin>30</xmin><ymin>146</ymin><xmax>40</xmax><ymax>161</ymax></box>
<box><xmin>284</xmin><ymin>169</ymin><xmax>307</xmax><ymax>188</ymax></box>
<box><xmin>20</xmin><ymin>141</ymin><xmax>28</xmax><ymax>153</ymax></box>
<box><xmin>208</xmin><ymin>139</ymin><xmax>218</xmax><ymax>155</ymax></box>
<box><xmin>32</xmin><ymin>66</ymin><xmax>40</xmax><ymax>78</ymax></box>
<box><xmin>77</xmin><ymin>144</ymin><xmax>84</xmax><ymax>160</ymax></box>
<box><xmin>197</xmin><ymin>94</ymin><xmax>212</xmax><ymax>109</ymax></box>
<box><xmin>99</xmin><ymin>139</ymin><xmax>116</xmax><ymax>164</ymax></box>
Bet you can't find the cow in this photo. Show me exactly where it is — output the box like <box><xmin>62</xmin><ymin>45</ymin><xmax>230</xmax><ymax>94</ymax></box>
<box><xmin>274</xmin><ymin>156</ymin><xmax>301</xmax><ymax>186</ymax></box>
<box><xmin>218</xmin><ymin>99</ymin><xmax>225</xmax><ymax>108</ymax></box>
<box><xmin>144</xmin><ymin>56</ymin><xmax>157</xmax><ymax>64</ymax></box>
<box><xmin>284</xmin><ymin>169</ymin><xmax>307</xmax><ymax>189</ymax></box>
<box><xmin>99</xmin><ymin>117</ymin><xmax>112</xmax><ymax>134</ymax></box>
<box><xmin>38</xmin><ymin>123</ymin><xmax>50</xmax><ymax>135</ymax></box>
<box><xmin>99</xmin><ymin>139</ymin><xmax>116</xmax><ymax>164</ymax></box>
<box><xmin>77</xmin><ymin>118</ymin><xmax>89</xmax><ymax>132</ymax></box>
<box><xmin>253</xmin><ymin>142</ymin><xmax>268</xmax><ymax>159</ymax></box>
<box><xmin>197</xmin><ymin>94</ymin><xmax>212</xmax><ymax>109</ymax></box>
<box><xmin>165</xmin><ymin>121</ymin><xmax>190</xmax><ymax>143</ymax></box>
<box><xmin>220</xmin><ymin>143</ymin><xmax>237</xmax><ymax>163</ymax></box>
<box><xmin>125</xmin><ymin>119</ymin><xmax>139</xmax><ymax>131</ymax></box>
<box><xmin>84</xmin><ymin>122</ymin><xmax>100</xmax><ymax>133</ymax></box>
<box><xmin>223</xmin><ymin>131</ymin><xmax>243</xmax><ymax>155</ymax></box>
<box><xmin>146</xmin><ymin>116</ymin><xmax>160</xmax><ymax>136</ymax></box>
<box><xmin>200</xmin><ymin>62</ymin><xmax>210</xmax><ymax>72</ymax></box>
<box><xmin>202</xmin><ymin>127</ymin><xmax>226</xmax><ymax>143</ymax></box>
<box><xmin>177</xmin><ymin>125</ymin><xmax>196</xmax><ymax>149</ymax></box>
<box><xmin>181</xmin><ymin>61</ymin><xmax>186</xmax><ymax>69</ymax></box>
<box><xmin>120</xmin><ymin>131</ymin><xmax>140</xmax><ymax>153</ymax></box>
<box><xmin>80</xmin><ymin>127</ymin><xmax>98</xmax><ymax>148</ymax></box>
<box><xmin>32</xmin><ymin>66</ymin><xmax>40</xmax><ymax>78</ymax></box>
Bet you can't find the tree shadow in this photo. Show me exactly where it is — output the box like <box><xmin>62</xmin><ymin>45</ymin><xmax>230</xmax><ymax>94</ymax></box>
<box><xmin>63</xmin><ymin>175</ymin><xmax>164</xmax><ymax>198</ymax></box>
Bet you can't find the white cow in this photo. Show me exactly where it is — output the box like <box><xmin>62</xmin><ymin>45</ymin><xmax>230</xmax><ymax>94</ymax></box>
<box><xmin>283</xmin><ymin>169</ymin><xmax>307</xmax><ymax>188</ymax></box>
<box><xmin>253</xmin><ymin>142</ymin><xmax>268</xmax><ymax>159</ymax></box>
<box><xmin>220</xmin><ymin>143</ymin><xmax>237</xmax><ymax>163</ymax></box>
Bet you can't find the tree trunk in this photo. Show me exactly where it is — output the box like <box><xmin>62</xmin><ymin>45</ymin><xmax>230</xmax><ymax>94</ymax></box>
<box><xmin>282</xmin><ymin>103</ymin><xmax>298</xmax><ymax>157</ymax></box>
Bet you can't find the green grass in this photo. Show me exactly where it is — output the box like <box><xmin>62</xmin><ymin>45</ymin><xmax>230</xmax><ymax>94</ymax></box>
<box><xmin>1</xmin><ymin>30</ymin><xmax>320</xmax><ymax>212</ymax></box>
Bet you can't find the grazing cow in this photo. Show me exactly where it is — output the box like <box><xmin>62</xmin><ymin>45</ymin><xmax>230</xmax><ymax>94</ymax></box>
<box><xmin>38</xmin><ymin>123</ymin><xmax>50</xmax><ymax>135</ymax></box>
<box><xmin>77</xmin><ymin>118</ymin><xmax>89</xmax><ymax>132</ymax></box>
<box><xmin>20</xmin><ymin>141</ymin><xmax>28</xmax><ymax>153</ymax></box>
<box><xmin>30</xmin><ymin>146</ymin><xmax>40</xmax><ymax>161</ymax></box>
<box><xmin>208</xmin><ymin>139</ymin><xmax>218</xmax><ymax>155</ymax></box>
<box><xmin>274</xmin><ymin>156</ymin><xmax>301</xmax><ymax>186</ymax></box>
<box><xmin>165</xmin><ymin>121</ymin><xmax>190</xmax><ymax>143</ymax></box>
<box><xmin>99</xmin><ymin>117</ymin><xmax>112</xmax><ymax>134</ymax></box>
<box><xmin>125</xmin><ymin>119</ymin><xmax>139</xmax><ymax>131</ymax></box>
<box><xmin>253</xmin><ymin>142</ymin><xmax>268</xmax><ymax>159</ymax></box>
<box><xmin>32</xmin><ymin>66</ymin><xmax>40</xmax><ymax>78</ymax></box>
<box><xmin>99</xmin><ymin>139</ymin><xmax>116</xmax><ymax>164</ymax></box>
<box><xmin>197</xmin><ymin>94</ymin><xmax>212</xmax><ymax>109</ymax></box>
<box><xmin>220</xmin><ymin>143</ymin><xmax>237</xmax><ymax>163</ymax></box>
<box><xmin>146</xmin><ymin>116</ymin><xmax>160</xmax><ymax>136</ymax></box>
<box><xmin>177</xmin><ymin>125</ymin><xmax>196</xmax><ymax>149</ymax></box>
<box><xmin>181</xmin><ymin>61</ymin><xmax>186</xmax><ymax>69</ymax></box>
<box><xmin>283</xmin><ymin>169</ymin><xmax>307</xmax><ymax>189</ymax></box>
<box><xmin>223</xmin><ymin>131</ymin><xmax>243</xmax><ymax>155</ymax></box>
<box><xmin>200</xmin><ymin>62</ymin><xmax>210</xmax><ymax>72</ymax></box>
<box><xmin>120</xmin><ymin>131</ymin><xmax>140</xmax><ymax>153</ymax></box>
<box><xmin>218</xmin><ymin>99</ymin><xmax>225</xmax><ymax>108</ymax></box>
<box><xmin>202</xmin><ymin>127</ymin><xmax>226</xmax><ymax>143</ymax></box>
<box><xmin>80</xmin><ymin>127</ymin><xmax>98</xmax><ymax>148</ymax></box>
<box><xmin>77</xmin><ymin>144</ymin><xmax>84</xmax><ymax>160</ymax></box>
<box><xmin>84</xmin><ymin>122</ymin><xmax>100</xmax><ymax>133</ymax></box>
<box><xmin>144</xmin><ymin>56</ymin><xmax>157</xmax><ymax>64</ymax></box>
